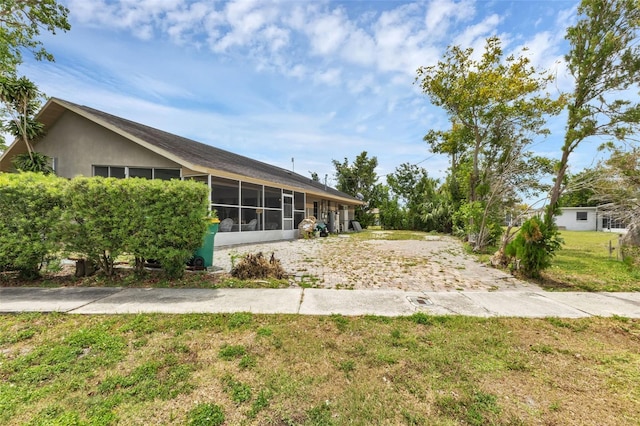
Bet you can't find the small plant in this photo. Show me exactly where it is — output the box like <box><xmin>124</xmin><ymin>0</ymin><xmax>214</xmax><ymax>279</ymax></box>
<box><xmin>186</xmin><ymin>403</ymin><xmax>225</xmax><ymax>426</ymax></box>
<box><xmin>228</xmin><ymin>312</ymin><xmax>253</xmax><ymax>329</ymax></box>
<box><xmin>506</xmin><ymin>216</ymin><xmax>562</xmax><ymax>278</ymax></box>
<box><xmin>239</xmin><ymin>354</ymin><xmax>256</xmax><ymax>369</ymax></box>
<box><xmin>218</xmin><ymin>344</ymin><xmax>246</xmax><ymax>360</ymax></box>
<box><xmin>257</xmin><ymin>327</ymin><xmax>273</xmax><ymax>337</ymax></box>
<box><xmin>222</xmin><ymin>375</ymin><xmax>252</xmax><ymax>404</ymax></box>
<box><xmin>338</xmin><ymin>359</ymin><xmax>356</xmax><ymax>376</ymax></box>
<box><xmin>330</xmin><ymin>314</ymin><xmax>349</xmax><ymax>332</ymax></box>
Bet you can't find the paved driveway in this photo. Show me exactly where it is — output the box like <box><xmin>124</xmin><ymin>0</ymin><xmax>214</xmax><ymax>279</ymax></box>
<box><xmin>214</xmin><ymin>233</ymin><xmax>541</xmax><ymax>292</ymax></box>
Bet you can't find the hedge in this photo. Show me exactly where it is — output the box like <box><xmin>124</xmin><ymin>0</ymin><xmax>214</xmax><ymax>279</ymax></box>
<box><xmin>0</xmin><ymin>172</ymin><xmax>66</xmax><ymax>278</ymax></box>
<box><xmin>0</xmin><ymin>173</ymin><xmax>210</xmax><ymax>279</ymax></box>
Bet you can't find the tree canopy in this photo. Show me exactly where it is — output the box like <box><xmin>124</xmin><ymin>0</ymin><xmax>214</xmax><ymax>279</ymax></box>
<box><xmin>0</xmin><ymin>0</ymin><xmax>69</xmax><ymax>156</ymax></box>
<box><xmin>0</xmin><ymin>0</ymin><xmax>70</xmax><ymax>75</ymax></box>
<box><xmin>332</xmin><ymin>151</ymin><xmax>379</xmax><ymax>226</ymax></box>
<box><xmin>546</xmin><ymin>0</ymin><xmax>640</xmax><ymax>223</ymax></box>
<box><xmin>416</xmin><ymin>36</ymin><xmax>564</xmax><ymax>250</ymax></box>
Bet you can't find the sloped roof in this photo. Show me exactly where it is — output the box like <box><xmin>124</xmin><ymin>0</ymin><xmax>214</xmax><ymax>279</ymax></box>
<box><xmin>12</xmin><ymin>98</ymin><xmax>362</xmax><ymax>205</ymax></box>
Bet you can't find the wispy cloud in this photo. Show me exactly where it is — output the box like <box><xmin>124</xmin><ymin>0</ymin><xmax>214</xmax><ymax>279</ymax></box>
<box><xmin>21</xmin><ymin>0</ymin><xmax>591</xmax><ymax>187</ymax></box>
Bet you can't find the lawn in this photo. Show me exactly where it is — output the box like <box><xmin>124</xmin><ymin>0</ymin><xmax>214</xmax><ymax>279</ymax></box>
<box><xmin>1</xmin><ymin>313</ymin><xmax>639</xmax><ymax>425</ymax></box>
<box><xmin>541</xmin><ymin>231</ymin><xmax>640</xmax><ymax>292</ymax></box>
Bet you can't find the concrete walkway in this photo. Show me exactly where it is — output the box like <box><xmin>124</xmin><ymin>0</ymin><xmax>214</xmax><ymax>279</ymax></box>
<box><xmin>1</xmin><ymin>287</ymin><xmax>639</xmax><ymax>317</ymax></box>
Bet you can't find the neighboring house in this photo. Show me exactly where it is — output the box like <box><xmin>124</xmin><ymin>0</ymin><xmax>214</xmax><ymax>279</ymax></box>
<box><xmin>0</xmin><ymin>98</ymin><xmax>363</xmax><ymax>247</ymax></box>
<box><xmin>555</xmin><ymin>207</ymin><xmax>628</xmax><ymax>233</ymax></box>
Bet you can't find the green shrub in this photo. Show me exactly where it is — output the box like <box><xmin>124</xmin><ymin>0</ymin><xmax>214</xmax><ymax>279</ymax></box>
<box><xmin>506</xmin><ymin>216</ymin><xmax>562</xmax><ymax>278</ymax></box>
<box><xmin>62</xmin><ymin>177</ymin><xmax>208</xmax><ymax>278</ymax></box>
<box><xmin>1</xmin><ymin>174</ymin><xmax>208</xmax><ymax>279</ymax></box>
<box><xmin>125</xmin><ymin>178</ymin><xmax>208</xmax><ymax>279</ymax></box>
<box><xmin>61</xmin><ymin>177</ymin><xmax>138</xmax><ymax>276</ymax></box>
<box><xmin>186</xmin><ymin>403</ymin><xmax>225</xmax><ymax>426</ymax></box>
<box><xmin>0</xmin><ymin>172</ymin><xmax>65</xmax><ymax>278</ymax></box>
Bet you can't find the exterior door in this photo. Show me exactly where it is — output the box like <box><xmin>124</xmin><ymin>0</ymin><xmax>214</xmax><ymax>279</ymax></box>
<box><xmin>283</xmin><ymin>194</ymin><xmax>293</xmax><ymax>230</ymax></box>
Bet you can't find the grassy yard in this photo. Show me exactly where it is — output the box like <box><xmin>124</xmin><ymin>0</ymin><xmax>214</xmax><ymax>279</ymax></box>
<box><xmin>1</xmin><ymin>313</ymin><xmax>639</xmax><ymax>425</ymax></box>
<box><xmin>541</xmin><ymin>231</ymin><xmax>640</xmax><ymax>292</ymax></box>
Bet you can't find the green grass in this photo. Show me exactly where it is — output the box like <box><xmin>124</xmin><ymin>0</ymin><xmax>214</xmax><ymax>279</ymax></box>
<box><xmin>541</xmin><ymin>231</ymin><xmax>640</xmax><ymax>292</ymax></box>
<box><xmin>1</xmin><ymin>313</ymin><xmax>638</xmax><ymax>425</ymax></box>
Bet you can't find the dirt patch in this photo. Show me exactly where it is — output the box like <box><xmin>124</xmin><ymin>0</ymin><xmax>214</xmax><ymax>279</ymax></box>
<box><xmin>215</xmin><ymin>235</ymin><xmax>540</xmax><ymax>292</ymax></box>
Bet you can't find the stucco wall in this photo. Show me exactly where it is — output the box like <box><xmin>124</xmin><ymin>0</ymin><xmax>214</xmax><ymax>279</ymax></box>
<box><xmin>35</xmin><ymin>111</ymin><xmax>180</xmax><ymax>178</ymax></box>
<box><xmin>555</xmin><ymin>208</ymin><xmax>598</xmax><ymax>231</ymax></box>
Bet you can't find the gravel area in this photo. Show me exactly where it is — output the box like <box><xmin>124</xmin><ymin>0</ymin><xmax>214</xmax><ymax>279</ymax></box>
<box><xmin>214</xmin><ymin>233</ymin><xmax>541</xmax><ymax>292</ymax></box>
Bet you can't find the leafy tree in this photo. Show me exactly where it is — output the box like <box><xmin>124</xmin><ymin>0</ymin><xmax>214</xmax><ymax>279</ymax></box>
<box><xmin>593</xmin><ymin>148</ymin><xmax>640</xmax><ymax>265</ymax></box>
<box><xmin>12</xmin><ymin>151</ymin><xmax>52</xmax><ymax>174</ymax></box>
<box><xmin>0</xmin><ymin>0</ymin><xmax>70</xmax><ymax>155</ymax></box>
<box><xmin>386</xmin><ymin>163</ymin><xmax>430</xmax><ymax>230</ymax></box>
<box><xmin>0</xmin><ymin>75</ymin><xmax>48</xmax><ymax>168</ymax></box>
<box><xmin>0</xmin><ymin>0</ymin><xmax>70</xmax><ymax>74</ymax></box>
<box><xmin>310</xmin><ymin>171</ymin><xmax>320</xmax><ymax>182</ymax></box>
<box><xmin>332</xmin><ymin>151</ymin><xmax>379</xmax><ymax>226</ymax></box>
<box><xmin>558</xmin><ymin>168</ymin><xmax>599</xmax><ymax>207</ymax></box>
<box><xmin>417</xmin><ymin>37</ymin><xmax>564</xmax><ymax>250</ymax></box>
<box><xmin>593</xmin><ymin>148</ymin><xmax>640</xmax><ymax>227</ymax></box>
<box><xmin>545</xmin><ymin>0</ymin><xmax>640</xmax><ymax>226</ymax></box>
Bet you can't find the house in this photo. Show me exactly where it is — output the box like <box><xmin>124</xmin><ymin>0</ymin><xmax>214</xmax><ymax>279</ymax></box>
<box><xmin>555</xmin><ymin>206</ymin><xmax>628</xmax><ymax>233</ymax></box>
<box><xmin>0</xmin><ymin>98</ymin><xmax>363</xmax><ymax>247</ymax></box>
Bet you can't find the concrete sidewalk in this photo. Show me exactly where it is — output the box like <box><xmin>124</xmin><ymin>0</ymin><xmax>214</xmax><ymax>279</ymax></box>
<box><xmin>1</xmin><ymin>287</ymin><xmax>639</xmax><ymax>318</ymax></box>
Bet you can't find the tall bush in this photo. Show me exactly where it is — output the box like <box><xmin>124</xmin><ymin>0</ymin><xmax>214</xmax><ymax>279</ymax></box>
<box><xmin>62</xmin><ymin>177</ymin><xmax>209</xmax><ymax>278</ymax></box>
<box><xmin>126</xmin><ymin>179</ymin><xmax>208</xmax><ymax>278</ymax></box>
<box><xmin>61</xmin><ymin>177</ymin><xmax>138</xmax><ymax>276</ymax></box>
<box><xmin>0</xmin><ymin>172</ymin><xmax>65</xmax><ymax>278</ymax></box>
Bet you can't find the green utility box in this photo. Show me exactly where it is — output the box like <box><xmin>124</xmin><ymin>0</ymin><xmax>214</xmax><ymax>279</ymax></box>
<box><xmin>192</xmin><ymin>219</ymin><xmax>219</xmax><ymax>269</ymax></box>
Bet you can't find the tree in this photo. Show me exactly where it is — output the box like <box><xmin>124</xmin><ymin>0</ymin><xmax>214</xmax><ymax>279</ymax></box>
<box><xmin>593</xmin><ymin>148</ymin><xmax>640</xmax><ymax>265</ymax></box>
<box><xmin>417</xmin><ymin>37</ymin><xmax>564</xmax><ymax>250</ymax></box>
<box><xmin>0</xmin><ymin>75</ymin><xmax>46</xmax><ymax>161</ymax></box>
<box><xmin>0</xmin><ymin>0</ymin><xmax>70</xmax><ymax>155</ymax></box>
<box><xmin>309</xmin><ymin>171</ymin><xmax>320</xmax><ymax>182</ymax></box>
<box><xmin>386</xmin><ymin>163</ymin><xmax>432</xmax><ymax>230</ymax></box>
<box><xmin>545</xmin><ymin>0</ymin><xmax>640</xmax><ymax>226</ymax></box>
<box><xmin>332</xmin><ymin>151</ymin><xmax>379</xmax><ymax>226</ymax></box>
<box><xmin>593</xmin><ymin>148</ymin><xmax>640</xmax><ymax>228</ymax></box>
<box><xmin>0</xmin><ymin>0</ymin><xmax>70</xmax><ymax>75</ymax></box>
<box><xmin>558</xmin><ymin>168</ymin><xmax>599</xmax><ymax>207</ymax></box>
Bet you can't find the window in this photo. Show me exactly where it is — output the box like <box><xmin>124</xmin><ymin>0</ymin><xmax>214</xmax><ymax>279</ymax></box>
<box><xmin>92</xmin><ymin>166</ymin><xmax>177</xmax><ymax>180</ymax></box>
<box><xmin>603</xmin><ymin>217</ymin><xmax>626</xmax><ymax>229</ymax></box>
<box><xmin>265</xmin><ymin>186</ymin><xmax>281</xmax><ymax>208</ymax></box>
<box><xmin>241</xmin><ymin>208</ymin><xmax>262</xmax><ymax>231</ymax></box>
<box><xmin>93</xmin><ymin>165</ymin><xmax>126</xmax><ymax>178</ymax></box>
<box><xmin>154</xmin><ymin>169</ymin><xmax>181</xmax><ymax>180</ymax></box>
<box><xmin>241</xmin><ymin>183</ymin><xmax>263</xmax><ymax>207</ymax></box>
<box><xmin>265</xmin><ymin>209</ymin><xmax>282</xmax><ymax>230</ymax></box>
<box><xmin>211</xmin><ymin>177</ymin><xmax>239</xmax><ymax>205</ymax></box>
<box><xmin>129</xmin><ymin>168</ymin><xmax>152</xmax><ymax>179</ymax></box>
<box><xmin>576</xmin><ymin>211</ymin><xmax>588</xmax><ymax>221</ymax></box>
<box><xmin>94</xmin><ymin>166</ymin><xmax>109</xmax><ymax>177</ymax></box>
<box><xmin>216</xmin><ymin>206</ymin><xmax>239</xmax><ymax>232</ymax></box>
<box><xmin>111</xmin><ymin>167</ymin><xmax>126</xmax><ymax>178</ymax></box>
<box><xmin>294</xmin><ymin>192</ymin><xmax>304</xmax><ymax>210</ymax></box>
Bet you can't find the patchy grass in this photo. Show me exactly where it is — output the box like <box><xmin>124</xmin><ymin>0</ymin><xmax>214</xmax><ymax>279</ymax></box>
<box><xmin>348</xmin><ymin>229</ymin><xmax>439</xmax><ymax>241</ymax></box>
<box><xmin>541</xmin><ymin>231</ymin><xmax>640</xmax><ymax>292</ymax></box>
<box><xmin>0</xmin><ymin>266</ymin><xmax>290</xmax><ymax>289</ymax></box>
<box><xmin>1</xmin><ymin>313</ymin><xmax>639</xmax><ymax>425</ymax></box>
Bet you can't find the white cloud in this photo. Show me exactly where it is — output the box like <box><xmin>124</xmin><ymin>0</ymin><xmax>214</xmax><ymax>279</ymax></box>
<box><xmin>306</xmin><ymin>8</ymin><xmax>350</xmax><ymax>56</ymax></box>
<box><xmin>453</xmin><ymin>13</ymin><xmax>501</xmax><ymax>48</ymax></box>
<box><xmin>314</xmin><ymin>68</ymin><xmax>342</xmax><ymax>86</ymax></box>
<box><xmin>425</xmin><ymin>0</ymin><xmax>475</xmax><ymax>35</ymax></box>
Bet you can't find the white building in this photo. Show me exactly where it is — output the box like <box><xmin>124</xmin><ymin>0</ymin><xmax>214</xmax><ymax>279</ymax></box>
<box><xmin>555</xmin><ymin>207</ymin><xmax>628</xmax><ymax>233</ymax></box>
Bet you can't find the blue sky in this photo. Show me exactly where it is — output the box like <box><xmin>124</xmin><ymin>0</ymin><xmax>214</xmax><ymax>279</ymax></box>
<box><xmin>18</xmin><ymin>0</ymin><xmax>606</xmax><ymax>195</ymax></box>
